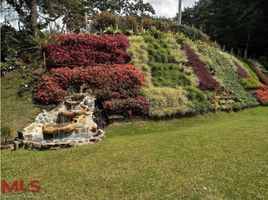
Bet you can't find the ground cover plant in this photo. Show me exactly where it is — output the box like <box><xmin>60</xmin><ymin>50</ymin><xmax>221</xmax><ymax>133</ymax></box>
<box><xmin>1</xmin><ymin>107</ymin><xmax>268</xmax><ymax>199</ymax></box>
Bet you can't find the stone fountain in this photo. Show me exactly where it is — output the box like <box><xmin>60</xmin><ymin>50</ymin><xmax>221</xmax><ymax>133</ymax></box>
<box><xmin>13</xmin><ymin>92</ymin><xmax>105</xmax><ymax>150</ymax></box>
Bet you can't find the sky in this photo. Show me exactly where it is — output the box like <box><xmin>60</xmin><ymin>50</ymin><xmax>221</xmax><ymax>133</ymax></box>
<box><xmin>145</xmin><ymin>0</ymin><xmax>198</xmax><ymax>18</ymax></box>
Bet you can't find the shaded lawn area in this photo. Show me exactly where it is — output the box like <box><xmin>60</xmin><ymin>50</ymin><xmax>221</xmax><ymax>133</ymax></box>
<box><xmin>1</xmin><ymin>107</ymin><xmax>268</xmax><ymax>200</ymax></box>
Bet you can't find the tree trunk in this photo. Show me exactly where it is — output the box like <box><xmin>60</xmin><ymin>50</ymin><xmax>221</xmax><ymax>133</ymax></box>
<box><xmin>30</xmin><ymin>0</ymin><xmax>38</xmax><ymax>36</ymax></box>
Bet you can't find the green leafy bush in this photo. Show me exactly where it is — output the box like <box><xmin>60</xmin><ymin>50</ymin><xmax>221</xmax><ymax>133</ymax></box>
<box><xmin>185</xmin><ymin>86</ymin><xmax>211</xmax><ymax>112</ymax></box>
<box><xmin>150</xmin><ymin>62</ymin><xmax>192</xmax><ymax>87</ymax></box>
<box><xmin>172</xmin><ymin>24</ymin><xmax>210</xmax><ymax>42</ymax></box>
<box><xmin>1</xmin><ymin>127</ymin><xmax>12</xmax><ymax>144</ymax></box>
<box><xmin>142</xmin><ymin>87</ymin><xmax>192</xmax><ymax>117</ymax></box>
<box><xmin>93</xmin><ymin>12</ymin><xmax>117</xmax><ymax>31</ymax></box>
<box><xmin>118</xmin><ymin>16</ymin><xmax>139</xmax><ymax>33</ymax></box>
<box><xmin>143</xmin><ymin>35</ymin><xmax>176</xmax><ymax>63</ymax></box>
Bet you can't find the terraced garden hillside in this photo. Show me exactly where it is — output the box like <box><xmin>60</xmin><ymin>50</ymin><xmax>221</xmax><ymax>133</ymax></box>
<box><xmin>35</xmin><ymin>31</ymin><xmax>268</xmax><ymax>119</ymax></box>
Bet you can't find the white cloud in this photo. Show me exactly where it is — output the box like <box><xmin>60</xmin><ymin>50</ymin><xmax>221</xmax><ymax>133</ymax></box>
<box><xmin>144</xmin><ymin>0</ymin><xmax>197</xmax><ymax>18</ymax></box>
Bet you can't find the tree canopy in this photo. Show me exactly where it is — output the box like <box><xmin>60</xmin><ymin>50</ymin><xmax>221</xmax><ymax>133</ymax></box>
<box><xmin>182</xmin><ymin>0</ymin><xmax>268</xmax><ymax>61</ymax></box>
<box><xmin>1</xmin><ymin>0</ymin><xmax>155</xmax><ymax>34</ymax></box>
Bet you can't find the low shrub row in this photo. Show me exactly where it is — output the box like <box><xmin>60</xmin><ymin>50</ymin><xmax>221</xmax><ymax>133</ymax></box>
<box><xmin>103</xmin><ymin>97</ymin><xmax>149</xmax><ymax>117</ymax></box>
<box><xmin>45</xmin><ymin>34</ymin><xmax>131</xmax><ymax>67</ymax></box>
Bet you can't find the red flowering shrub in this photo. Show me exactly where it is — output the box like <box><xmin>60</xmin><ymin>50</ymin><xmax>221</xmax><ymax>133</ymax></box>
<box><xmin>253</xmin><ymin>87</ymin><xmax>268</xmax><ymax>106</ymax></box>
<box><xmin>103</xmin><ymin>97</ymin><xmax>149</xmax><ymax>117</ymax></box>
<box><xmin>184</xmin><ymin>45</ymin><xmax>219</xmax><ymax>91</ymax></box>
<box><xmin>35</xmin><ymin>64</ymin><xmax>148</xmax><ymax>115</ymax></box>
<box><xmin>236</xmin><ymin>63</ymin><xmax>249</xmax><ymax>78</ymax></box>
<box><xmin>46</xmin><ymin>34</ymin><xmax>131</xmax><ymax>67</ymax></box>
<box><xmin>252</xmin><ymin>83</ymin><xmax>268</xmax><ymax>105</ymax></box>
<box><xmin>259</xmin><ymin>82</ymin><xmax>268</xmax><ymax>89</ymax></box>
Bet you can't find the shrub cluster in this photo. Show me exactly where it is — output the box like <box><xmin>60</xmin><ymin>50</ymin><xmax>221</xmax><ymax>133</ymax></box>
<box><xmin>185</xmin><ymin>86</ymin><xmax>211</xmax><ymax>112</ymax></box>
<box><xmin>142</xmin><ymin>87</ymin><xmax>192</xmax><ymax>117</ymax></box>
<box><xmin>103</xmin><ymin>96</ymin><xmax>149</xmax><ymax>117</ymax></box>
<box><xmin>150</xmin><ymin>62</ymin><xmax>192</xmax><ymax>87</ymax></box>
<box><xmin>92</xmin><ymin>12</ymin><xmax>117</xmax><ymax>31</ymax></box>
<box><xmin>253</xmin><ymin>85</ymin><xmax>268</xmax><ymax>106</ymax></box>
<box><xmin>184</xmin><ymin>45</ymin><xmax>219</xmax><ymax>91</ymax></box>
<box><xmin>91</xmin><ymin>13</ymin><xmax>211</xmax><ymax>43</ymax></box>
<box><xmin>172</xmin><ymin>25</ymin><xmax>210</xmax><ymax>42</ymax></box>
<box><xmin>35</xmin><ymin>64</ymin><xmax>148</xmax><ymax>115</ymax></box>
<box><xmin>45</xmin><ymin>34</ymin><xmax>131</xmax><ymax>67</ymax></box>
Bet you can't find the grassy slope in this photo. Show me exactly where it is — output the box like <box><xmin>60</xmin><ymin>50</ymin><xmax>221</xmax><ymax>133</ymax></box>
<box><xmin>1</xmin><ymin>107</ymin><xmax>268</xmax><ymax>200</ymax></box>
<box><xmin>1</xmin><ymin>70</ymin><xmax>40</xmax><ymax>137</ymax></box>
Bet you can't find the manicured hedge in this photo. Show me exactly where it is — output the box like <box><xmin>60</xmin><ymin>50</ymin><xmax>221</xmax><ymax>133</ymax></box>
<box><xmin>45</xmin><ymin>34</ymin><xmax>131</xmax><ymax>67</ymax></box>
<box><xmin>103</xmin><ymin>97</ymin><xmax>149</xmax><ymax>117</ymax></box>
<box><xmin>35</xmin><ymin>64</ymin><xmax>145</xmax><ymax>105</ymax></box>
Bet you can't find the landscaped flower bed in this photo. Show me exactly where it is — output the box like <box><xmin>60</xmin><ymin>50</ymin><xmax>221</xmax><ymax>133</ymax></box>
<box><xmin>46</xmin><ymin>34</ymin><xmax>131</xmax><ymax>67</ymax></box>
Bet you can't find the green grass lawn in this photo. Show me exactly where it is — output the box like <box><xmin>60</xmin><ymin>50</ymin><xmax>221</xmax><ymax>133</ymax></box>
<box><xmin>1</xmin><ymin>107</ymin><xmax>268</xmax><ymax>200</ymax></box>
<box><xmin>1</xmin><ymin>70</ymin><xmax>40</xmax><ymax>137</ymax></box>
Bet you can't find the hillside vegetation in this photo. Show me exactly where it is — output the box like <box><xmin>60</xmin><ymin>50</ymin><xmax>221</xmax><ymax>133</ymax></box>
<box><xmin>1</xmin><ymin>27</ymin><xmax>268</xmax><ymax>137</ymax></box>
<box><xmin>35</xmin><ymin>30</ymin><xmax>268</xmax><ymax>118</ymax></box>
